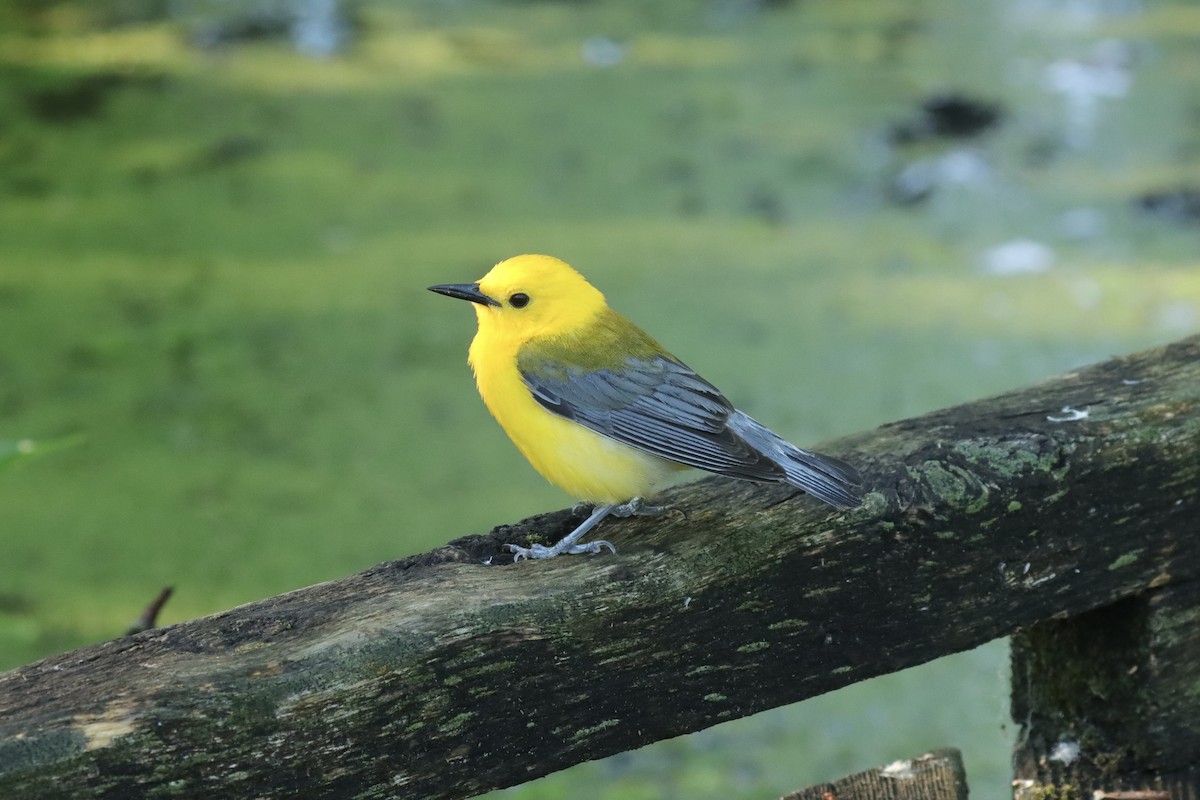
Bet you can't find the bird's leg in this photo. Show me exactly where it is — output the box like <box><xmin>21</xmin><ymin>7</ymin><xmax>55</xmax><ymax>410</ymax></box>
<box><xmin>504</xmin><ymin>497</ymin><xmax>672</xmax><ymax>561</ymax></box>
<box><xmin>505</xmin><ymin>504</ymin><xmax>617</xmax><ymax>561</ymax></box>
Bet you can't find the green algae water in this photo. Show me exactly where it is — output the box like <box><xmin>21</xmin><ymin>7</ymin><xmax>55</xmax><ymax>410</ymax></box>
<box><xmin>1</xmin><ymin>0</ymin><xmax>1198</xmax><ymax>796</ymax></box>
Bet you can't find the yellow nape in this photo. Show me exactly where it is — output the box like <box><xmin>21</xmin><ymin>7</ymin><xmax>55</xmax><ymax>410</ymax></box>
<box><xmin>464</xmin><ymin>254</ymin><xmax>681</xmax><ymax>503</ymax></box>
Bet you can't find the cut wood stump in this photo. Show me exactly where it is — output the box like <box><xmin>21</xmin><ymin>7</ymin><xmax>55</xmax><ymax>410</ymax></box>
<box><xmin>781</xmin><ymin>748</ymin><xmax>968</xmax><ymax>800</ymax></box>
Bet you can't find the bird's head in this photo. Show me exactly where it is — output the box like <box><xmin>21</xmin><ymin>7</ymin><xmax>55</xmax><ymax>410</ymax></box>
<box><xmin>428</xmin><ymin>254</ymin><xmax>607</xmax><ymax>343</ymax></box>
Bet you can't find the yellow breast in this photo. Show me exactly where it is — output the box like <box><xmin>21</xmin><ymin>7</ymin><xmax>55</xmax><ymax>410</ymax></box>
<box><xmin>468</xmin><ymin>330</ymin><xmax>678</xmax><ymax>504</ymax></box>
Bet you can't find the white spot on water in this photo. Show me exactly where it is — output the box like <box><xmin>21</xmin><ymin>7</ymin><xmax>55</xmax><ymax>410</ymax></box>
<box><xmin>981</xmin><ymin>239</ymin><xmax>1055</xmax><ymax>276</ymax></box>
<box><xmin>582</xmin><ymin>37</ymin><xmax>626</xmax><ymax>68</ymax></box>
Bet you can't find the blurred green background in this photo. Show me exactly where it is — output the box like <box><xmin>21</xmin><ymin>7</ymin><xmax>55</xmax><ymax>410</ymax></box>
<box><xmin>2</xmin><ymin>0</ymin><xmax>1199</xmax><ymax>797</ymax></box>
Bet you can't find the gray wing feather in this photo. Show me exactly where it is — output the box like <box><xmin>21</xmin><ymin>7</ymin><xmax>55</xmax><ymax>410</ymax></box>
<box><xmin>726</xmin><ymin>411</ymin><xmax>862</xmax><ymax>508</ymax></box>
<box><xmin>522</xmin><ymin>355</ymin><xmax>863</xmax><ymax>507</ymax></box>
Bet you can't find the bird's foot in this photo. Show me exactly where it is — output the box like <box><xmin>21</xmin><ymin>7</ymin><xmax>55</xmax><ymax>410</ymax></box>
<box><xmin>505</xmin><ymin>504</ymin><xmax>619</xmax><ymax>562</ymax></box>
<box><xmin>610</xmin><ymin>496</ymin><xmax>672</xmax><ymax>518</ymax></box>
<box><xmin>505</xmin><ymin>538</ymin><xmax>617</xmax><ymax>561</ymax></box>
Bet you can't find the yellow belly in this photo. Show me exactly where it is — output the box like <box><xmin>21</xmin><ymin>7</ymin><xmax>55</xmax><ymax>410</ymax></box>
<box><xmin>469</xmin><ymin>337</ymin><xmax>679</xmax><ymax>503</ymax></box>
<box><xmin>510</xmin><ymin>405</ymin><xmax>680</xmax><ymax>503</ymax></box>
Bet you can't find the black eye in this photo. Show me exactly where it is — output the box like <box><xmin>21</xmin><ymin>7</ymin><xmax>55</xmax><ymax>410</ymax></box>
<box><xmin>509</xmin><ymin>292</ymin><xmax>530</xmax><ymax>308</ymax></box>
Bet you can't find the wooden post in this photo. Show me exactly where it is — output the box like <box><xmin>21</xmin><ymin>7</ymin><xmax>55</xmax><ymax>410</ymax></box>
<box><xmin>1012</xmin><ymin>579</ymin><xmax>1200</xmax><ymax>799</ymax></box>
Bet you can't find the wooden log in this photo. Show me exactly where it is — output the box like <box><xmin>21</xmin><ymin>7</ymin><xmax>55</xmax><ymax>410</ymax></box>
<box><xmin>1</xmin><ymin>335</ymin><xmax>1198</xmax><ymax>799</ymax></box>
<box><xmin>781</xmin><ymin>748</ymin><xmax>968</xmax><ymax>800</ymax></box>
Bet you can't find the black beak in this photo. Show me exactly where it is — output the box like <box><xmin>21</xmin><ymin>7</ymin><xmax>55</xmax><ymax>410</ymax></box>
<box><xmin>427</xmin><ymin>282</ymin><xmax>500</xmax><ymax>307</ymax></box>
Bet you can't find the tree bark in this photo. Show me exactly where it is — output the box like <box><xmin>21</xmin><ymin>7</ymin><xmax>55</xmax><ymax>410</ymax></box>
<box><xmin>1</xmin><ymin>335</ymin><xmax>1198</xmax><ymax>800</ymax></box>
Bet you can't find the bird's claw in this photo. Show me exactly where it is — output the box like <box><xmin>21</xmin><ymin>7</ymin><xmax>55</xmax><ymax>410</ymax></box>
<box><xmin>504</xmin><ymin>543</ymin><xmax>541</xmax><ymax>562</ymax></box>
<box><xmin>504</xmin><ymin>539</ymin><xmax>616</xmax><ymax>561</ymax></box>
<box><xmin>611</xmin><ymin>497</ymin><xmax>670</xmax><ymax>518</ymax></box>
<box><xmin>566</xmin><ymin>539</ymin><xmax>616</xmax><ymax>556</ymax></box>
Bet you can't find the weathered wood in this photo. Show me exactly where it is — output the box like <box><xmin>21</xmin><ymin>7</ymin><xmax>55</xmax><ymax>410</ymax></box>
<box><xmin>782</xmin><ymin>748</ymin><xmax>968</xmax><ymax>800</ymax></box>
<box><xmin>0</xmin><ymin>335</ymin><xmax>1198</xmax><ymax>800</ymax></box>
<box><xmin>1012</xmin><ymin>578</ymin><xmax>1200</xmax><ymax>800</ymax></box>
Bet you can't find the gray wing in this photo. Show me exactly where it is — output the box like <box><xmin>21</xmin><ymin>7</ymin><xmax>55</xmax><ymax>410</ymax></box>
<box><xmin>520</xmin><ymin>357</ymin><xmax>859</xmax><ymax>506</ymax></box>
<box><xmin>522</xmin><ymin>355</ymin><xmax>783</xmax><ymax>481</ymax></box>
<box><xmin>521</xmin><ymin>355</ymin><xmax>862</xmax><ymax>507</ymax></box>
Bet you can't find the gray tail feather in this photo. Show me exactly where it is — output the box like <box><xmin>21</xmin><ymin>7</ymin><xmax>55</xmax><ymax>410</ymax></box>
<box><xmin>727</xmin><ymin>411</ymin><xmax>863</xmax><ymax>509</ymax></box>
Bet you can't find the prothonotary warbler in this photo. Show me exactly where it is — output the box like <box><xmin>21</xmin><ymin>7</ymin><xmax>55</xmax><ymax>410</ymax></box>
<box><xmin>429</xmin><ymin>254</ymin><xmax>862</xmax><ymax>561</ymax></box>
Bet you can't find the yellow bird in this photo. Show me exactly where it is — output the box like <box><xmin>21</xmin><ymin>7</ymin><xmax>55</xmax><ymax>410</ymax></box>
<box><xmin>429</xmin><ymin>255</ymin><xmax>862</xmax><ymax>560</ymax></box>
